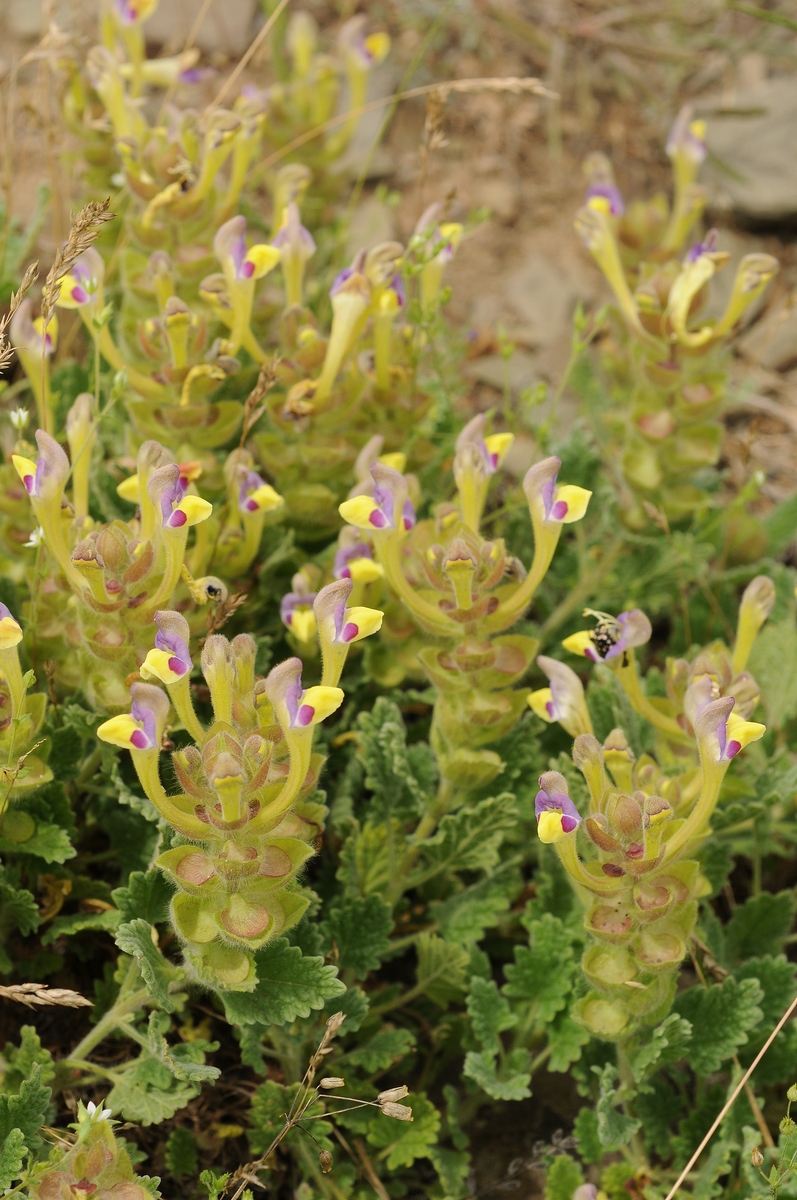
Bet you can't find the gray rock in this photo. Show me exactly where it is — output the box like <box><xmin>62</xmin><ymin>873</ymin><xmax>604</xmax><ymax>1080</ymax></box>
<box><xmin>737</xmin><ymin>299</ymin><xmax>797</xmax><ymax>371</ymax></box>
<box><xmin>701</xmin><ymin>78</ymin><xmax>797</xmax><ymax>222</ymax></box>
<box><xmin>463</xmin><ymin>350</ymin><xmax>540</xmax><ymax>396</ymax></box>
<box><xmin>144</xmin><ymin>0</ymin><xmax>258</xmax><ymax>55</ymax></box>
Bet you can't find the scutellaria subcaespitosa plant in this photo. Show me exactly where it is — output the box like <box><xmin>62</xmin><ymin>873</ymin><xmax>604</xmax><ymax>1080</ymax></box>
<box><xmin>4</xmin><ymin>2</ymin><xmax>797</xmax><ymax>1199</ymax></box>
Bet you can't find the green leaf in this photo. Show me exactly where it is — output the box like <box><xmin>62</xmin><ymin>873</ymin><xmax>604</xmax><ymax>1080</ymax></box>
<box><xmin>322</xmin><ymin>895</ymin><xmax>392</xmax><ymax>979</ymax></box>
<box><xmin>115</xmin><ymin>920</ymin><xmax>178</xmax><ymax>1012</ymax></box>
<box><xmin>628</xmin><ymin>1014</ymin><xmax>693</xmax><ymax>1080</ymax></box>
<box><xmin>106</xmin><ymin>1059</ymin><xmax>199</xmax><ymax>1125</ymax></box>
<box><xmin>0</xmin><ymin>868</ymin><xmax>40</xmax><ymax>936</ymax></box>
<box><xmin>430</xmin><ymin>860</ymin><xmax>521</xmax><ymax>944</ymax></box>
<box><xmin>248</xmin><ymin>1081</ymin><xmax>311</xmax><ymax>1156</ymax></box>
<box><xmin>725</xmin><ymin>892</ymin><xmax>795</xmax><ymax>963</ymax></box>
<box><xmin>3</xmin><ymin>1027</ymin><xmax>55</xmax><ymax>1092</ymax></box>
<box><xmin>200</xmin><ymin>1170</ymin><xmax>231</xmax><ymax>1200</ymax></box>
<box><xmin>413</xmin><ymin>794</ymin><xmax>517</xmax><ymax>881</ymax></box>
<box><xmin>357</xmin><ymin>698</ymin><xmax>434</xmax><ymax>821</ymax></box>
<box><xmin>0</xmin><ymin>1064</ymin><xmax>51</xmax><ymax>1152</ymax></box>
<box><xmin>430</xmin><ymin>1145</ymin><xmax>470</xmax><ymax>1200</ymax></box>
<box><xmin>766</xmin><ymin>492</ymin><xmax>797</xmax><ymax>554</ymax></box>
<box><xmin>463</xmin><ymin>1049</ymin><xmax>531</xmax><ymax>1101</ymax></box>
<box><xmin>545</xmin><ymin>1155</ymin><xmax>584</xmax><ymax>1200</ymax></box>
<box><xmin>41</xmin><ymin>908</ymin><xmax>120</xmax><ymax>945</ymax></box>
<box><xmin>222</xmin><ymin>939</ymin><xmax>345</xmax><ymax>1026</ymax></box>
<box><xmin>594</xmin><ymin>1065</ymin><xmax>640</xmax><ymax>1149</ymax></box>
<box><xmin>112</xmin><ymin>871</ymin><xmax>173</xmax><ymax>925</ymax></box>
<box><xmin>735</xmin><ymin>955</ymin><xmax>797</xmax><ymax>1026</ymax></box>
<box><xmin>749</xmin><ymin>619</ymin><xmax>797</xmax><ymax>727</ymax></box>
<box><xmin>415</xmin><ymin>933</ymin><xmax>469</xmax><ymax>1008</ymax></box>
<box><xmin>327</xmin><ymin>985</ymin><xmax>369</xmax><ymax>1033</ymax></box>
<box><xmin>145</xmin><ymin>1012</ymin><xmax>220</xmax><ymax>1084</ymax></box>
<box><xmin>673</xmin><ymin>978</ymin><xmax>764</xmax><ymax>1075</ymax></box>
<box><xmin>503</xmin><ymin>913</ymin><xmax>576</xmax><ymax>1024</ymax></box>
<box><xmin>367</xmin><ymin>1092</ymin><xmax>441</xmax><ymax>1170</ymax></box>
<box><xmin>573</xmin><ymin>1107</ymin><xmax>602</xmax><ymax>1165</ymax></box>
<box><xmin>548</xmin><ymin>1013</ymin><xmax>591</xmax><ymax>1073</ymax></box>
<box><xmin>165</xmin><ymin>1128</ymin><xmax>198</xmax><ymax>1179</ymax></box>
<box><xmin>0</xmin><ymin>1129</ymin><xmax>26</xmax><ymax>1190</ymax></box>
<box><xmin>467</xmin><ymin>977</ymin><xmax>517</xmax><ymax>1054</ymax></box>
<box><xmin>337</xmin><ymin>819</ymin><xmax>395</xmax><ymax>897</ymax></box>
<box><xmin>634</xmin><ymin>1075</ymin><xmax>684</xmax><ymax>1159</ymax></box>
<box><xmin>0</xmin><ymin>822</ymin><xmax>75</xmax><ymax>864</ymax></box>
<box><xmin>344</xmin><ymin>1028</ymin><xmax>416</xmax><ymax>1073</ymax></box>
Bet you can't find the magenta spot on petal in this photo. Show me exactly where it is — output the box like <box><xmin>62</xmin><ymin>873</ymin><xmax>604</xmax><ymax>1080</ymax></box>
<box><xmin>297</xmin><ymin>704</ymin><xmax>315</xmax><ymax>726</ymax></box>
<box><xmin>71</xmin><ymin>285</ymin><xmax>90</xmax><ymax>304</ymax></box>
<box><xmin>341</xmin><ymin>567</ymin><xmax>352</xmax><ymax>579</ymax></box>
<box><xmin>489</xmin><ymin>453</ymin><xmax>499</xmax><ymax>468</ymax></box>
<box><xmin>561</xmin><ymin>815</ymin><xmax>579</xmax><ymax>833</ymax></box>
<box><xmin>342</xmin><ymin>622</ymin><xmax>359</xmax><ymax>642</ymax></box>
<box><xmin>727</xmin><ymin>740</ymin><xmax>741</xmax><ymax>758</ymax></box>
<box><xmin>23</xmin><ymin>475</ymin><xmax>34</xmax><ymax>494</ymax></box>
<box><xmin>369</xmin><ymin>510</ymin><xmax>388</xmax><ymax>528</ymax></box>
<box><xmin>584</xmin><ymin>648</ymin><xmax>599</xmax><ymax>662</ymax></box>
<box><xmin>130</xmin><ymin>730</ymin><xmax>148</xmax><ymax>749</ymax></box>
<box><xmin>403</xmin><ymin>516</ymin><xmax>413</xmax><ymax>530</ymax></box>
<box><xmin>168</xmin><ymin>656</ymin><xmax>187</xmax><ymax>675</ymax></box>
<box><xmin>545</xmin><ymin>700</ymin><xmax>555</xmax><ymax>718</ymax></box>
<box><xmin>241</xmin><ymin>260</ymin><xmax>256</xmax><ymax>279</ymax></box>
<box><xmin>167</xmin><ymin>509</ymin><xmax>187</xmax><ymax>528</ymax></box>
<box><xmin>551</xmin><ymin>499</ymin><xmax>568</xmax><ymax>520</ymax></box>
<box><xmin>245</xmin><ymin>498</ymin><xmax>258</xmax><ymax>512</ymax></box>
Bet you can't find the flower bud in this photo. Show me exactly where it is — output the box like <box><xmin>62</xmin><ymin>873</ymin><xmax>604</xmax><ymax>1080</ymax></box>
<box><xmin>751</xmin><ymin>1147</ymin><xmax>765</xmax><ymax>1168</ymax></box>
<box><xmin>377</xmin><ymin>1085</ymin><xmax>408</xmax><ymax>1104</ymax></box>
<box><xmin>319</xmin><ymin>1150</ymin><xmax>333</xmax><ymax>1173</ymax></box>
<box><xmin>319</xmin><ymin>1077</ymin><xmax>345</xmax><ymax>1089</ymax></box>
<box><xmin>733</xmin><ymin>575</ymin><xmax>775</xmax><ymax>675</ymax></box>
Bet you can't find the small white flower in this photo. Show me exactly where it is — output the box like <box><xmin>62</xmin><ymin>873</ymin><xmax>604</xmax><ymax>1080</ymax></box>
<box><xmin>24</xmin><ymin>527</ymin><xmax>44</xmax><ymax>549</ymax></box>
<box><xmin>9</xmin><ymin>408</ymin><xmax>29</xmax><ymax>431</ymax></box>
<box><xmin>85</xmin><ymin>1100</ymin><xmax>113</xmax><ymax>1121</ymax></box>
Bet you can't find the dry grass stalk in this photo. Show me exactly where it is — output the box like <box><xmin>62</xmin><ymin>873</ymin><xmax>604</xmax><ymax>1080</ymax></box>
<box><xmin>205</xmin><ymin>591</ymin><xmax>249</xmax><ymax>639</ymax></box>
<box><xmin>0</xmin><ymin>982</ymin><xmax>92</xmax><ymax>1008</ymax></box>
<box><xmin>40</xmin><ymin>198</ymin><xmax>115</xmax><ymax>324</ymax></box>
<box><xmin>239</xmin><ymin>355</ymin><xmax>280</xmax><ymax>447</ymax></box>
<box><xmin>0</xmin><ymin>260</ymin><xmax>40</xmax><ymax>371</ymax></box>
<box><xmin>261</xmin><ymin>76</ymin><xmax>552</xmax><ymax>173</ymax></box>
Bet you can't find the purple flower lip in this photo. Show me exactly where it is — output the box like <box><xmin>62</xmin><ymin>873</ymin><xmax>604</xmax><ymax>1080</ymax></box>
<box><xmin>130</xmin><ymin>699</ymin><xmax>157</xmax><ymax>750</ymax></box>
<box><xmin>238</xmin><ymin>469</ymin><xmax>267</xmax><ymax>513</ymax></box>
<box><xmin>586</xmin><ymin>182</ymin><xmax>625</xmax><ymax>216</ymax></box>
<box><xmin>334</xmin><ymin>541</ymin><xmax>374</xmax><ymax>578</ymax></box>
<box><xmin>154</xmin><ymin>629</ymin><xmax>192</xmax><ymax>676</ymax></box>
<box><xmin>534</xmin><ymin>788</ymin><xmax>581</xmax><ymax>833</ymax></box>
<box><xmin>280</xmin><ymin>592</ymin><xmax>318</xmax><ymax>627</ymax></box>
<box><xmin>686</xmin><ymin>228</ymin><xmax>719</xmax><ymax>263</ymax></box>
<box><xmin>372</xmin><ymin>477</ymin><xmax>416</xmax><ymax>531</ymax></box>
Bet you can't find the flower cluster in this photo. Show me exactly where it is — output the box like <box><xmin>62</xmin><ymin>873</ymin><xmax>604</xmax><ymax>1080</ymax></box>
<box><xmin>337</xmin><ymin>414</ymin><xmax>591</xmax><ymax>789</ymax></box>
<box><xmin>528</xmin><ymin>577</ymin><xmax>774</xmax><ymax>1038</ymax></box>
<box><xmin>97</xmin><ymin>580</ymin><xmax>382</xmax><ymax>987</ymax></box>
<box><xmin>575</xmin><ymin>108</ymin><xmax>779</xmax><ymax>530</ymax></box>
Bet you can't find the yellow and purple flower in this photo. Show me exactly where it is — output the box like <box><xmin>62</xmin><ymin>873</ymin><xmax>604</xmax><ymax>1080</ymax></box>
<box><xmin>55</xmin><ymin>248</ymin><xmax>105</xmax><ymax>311</ymax></box>
<box><xmin>149</xmin><ymin>463</ymin><xmax>212</xmax><ymax>530</ymax></box>
<box><xmin>97</xmin><ymin>682</ymin><xmax>169</xmax><ymax>752</ymax></box>
<box><xmin>265</xmin><ymin>658</ymin><xmax>343</xmax><ymax>730</ymax></box>
<box><xmin>237</xmin><ymin>469</ymin><xmax>284</xmax><ymax>515</ymax></box>
<box><xmin>339</xmin><ymin>463</ymin><xmax>415</xmax><ymax>534</ymax></box>
<box><xmin>333</xmin><ymin>540</ymin><xmax>383</xmax><ymax>584</ymax></box>
<box><xmin>140</xmin><ymin>611</ymin><xmax>193</xmax><ymax>686</ymax></box>
<box><xmin>12</xmin><ymin>430</ymin><xmax>70</xmax><ymax>504</ymax></box>
<box><xmin>524</xmin><ymin>457</ymin><xmax>592</xmax><ymax>528</ymax></box>
<box><xmin>280</xmin><ymin>590</ymin><xmax>318</xmax><ymax>645</ymax></box>
<box><xmin>694</xmin><ymin>695</ymin><xmax>765</xmax><ymax>764</ymax></box>
<box><xmin>535</xmin><ymin>772</ymin><xmax>583</xmax><ymax>843</ymax></box>
<box><xmin>527</xmin><ymin>655</ymin><xmax>593</xmax><ymax>738</ymax></box>
<box><xmin>214</xmin><ymin>216</ymin><xmax>280</xmax><ymax>284</ymax></box>
<box><xmin>563</xmin><ymin>608</ymin><xmax>652</xmax><ymax>664</ymax></box>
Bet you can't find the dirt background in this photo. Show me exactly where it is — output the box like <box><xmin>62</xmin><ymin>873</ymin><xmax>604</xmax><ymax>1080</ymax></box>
<box><xmin>3</xmin><ymin>1</ymin><xmax>797</xmax><ymax>1194</ymax></box>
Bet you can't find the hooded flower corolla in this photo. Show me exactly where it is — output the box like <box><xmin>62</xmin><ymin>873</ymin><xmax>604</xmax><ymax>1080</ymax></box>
<box><xmin>694</xmin><ymin>695</ymin><xmax>765</xmax><ymax>765</ymax></box>
<box><xmin>0</xmin><ymin>603</ymin><xmax>23</xmax><ymax>650</ymax></box>
<box><xmin>563</xmin><ymin>608</ymin><xmax>652</xmax><ymax>663</ymax></box>
<box><xmin>338</xmin><ymin>463</ymin><xmax>415</xmax><ymax>533</ymax></box>
<box><xmin>238</xmin><ymin>469</ymin><xmax>283</xmax><ymax>514</ymax></box>
<box><xmin>535</xmin><ymin>778</ymin><xmax>583</xmax><ymax>843</ymax></box>
<box><xmin>333</xmin><ymin>540</ymin><xmax>383</xmax><ymax>583</ymax></box>
<box><xmin>56</xmin><ymin>248</ymin><xmax>105</xmax><ymax>310</ymax></box>
<box><xmin>280</xmin><ymin>590</ymin><xmax>318</xmax><ymax>644</ymax></box>
<box><xmin>140</xmin><ymin>611</ymin><xmax>193</xmax><ymax>685</ymax></box>
<box><xmin>97</xmin><ymin>685</ymin><xmax>165</xmax><ymax>751</ymax></box>
<box><xmin>265</xmin><ymin>658</ymin><xmax>343</xmax><ymax>730</ymax></box>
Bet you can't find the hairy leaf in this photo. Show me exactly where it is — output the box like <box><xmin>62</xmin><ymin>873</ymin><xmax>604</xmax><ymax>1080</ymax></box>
<box><xmin>629</xmin><ymin>1014</ymin><xmax>693</xmax><ymax>1080</ymax></box>
<box><xmin>503</xmin><ymin>913</ymin><xmax>576</xmax><ymax>1024</ymax></box>
<box><xmin>463</xmin><ymin>1049</ymin><xmax>531</xmax><ymax>1102</ymax></box>
<box><xmin>594</xmin><ymin>1065</ymin><xmax>640</xmax><ymax>1149</ymax></box>
<box><xmin>0</xmin><ymin>1064</ymin><xmax>51</xmax><ymax>1152</ymax></box>
<box><xmin>165</xmin><ymin>1128</ymin><xmax>198</xmax><ymax>1179</ymax></box>
<box><xmin>344</xmin><ymin>1028</ymin><xmax>416</xmax><ymax>1073</ymax></box>
<box><xmin>41</xmin><ymin>908</ymin><xmax>120</xmax><ymax>945</ymax></box>
<box><xmin>548</xmin><ymin>1013</ymin><xmax>591</xmax><ymax>1073</ymax></box>
<box><xmin>112</xmin><ymin>871</ymin><xmax>173</xmax><ymax>925</ymax></box>
<box><xmin>366</xmin><ymin>1092</ymin><xmax>440</xmax><ymax>1170</ymax></box>
<box><xmin>3</xmin><ymin>1027</ymin><xmax>55</xmax><ymax>1092</ymax></box>
<box><xmin>0</xmin><ymin>1129</ymin><xmax>26</xmax><ymax>1191</ymax></box>
<box><xmin>430</xmin><ymin>860</ymin><xmax>521</xmax><ymax>944</ymax></box>
<box><xmin>222</xmin><ymin>939</ymin><xmax>345</xmax><ymax>1026</ymax></box>
<box><xmin>322</xmin><ymin>895</ymin><xmax>392</xmax><ymax>979</ymax></box>
<box><xmin>357</xmin><ymin>698</ymin><xmax>433</xmax><ymax>821</ymax></box>
<box><xmin>545</xmin><ymin>1155</ymin><xmax>584</xmax><ymax>1200</ymax></box>
<box><xmin>673</xmin><ymin>978</ymin><xmax>764</xmax><ymax>1075</ymax></box>
<box><xmin>725</xmin><ymin>891</ymin><xmax>795</xmax><ymax>963</ymax></box>
<box><xmin>412</xmin><ymin>794</ymin><xmax>518</xmax><ymax>881</ymax></box>
<box><xmin>115</xmin><ymin>920</ymin><xmax>177</xmax><ymax>1012</ymax></box>
<box><xmin>467</xmin><ymin>977</ymin><xmax>517</xmax><ymax>1054</ymax></box>
<box><xmin>415</xmin><ymin>933</ymin><xmax>469</xmax><ymax>1008</ymax></box>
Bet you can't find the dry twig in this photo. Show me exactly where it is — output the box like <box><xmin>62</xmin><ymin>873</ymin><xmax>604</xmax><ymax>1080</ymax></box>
<box><xmin>0</xmin><ymin>261</ymin><xmax>40</xmax><ymax>372</ymax></box>
<box><xmin>239</xmin><ymin>356</ymin><xmax>280</xmax><ymax>447</ymax></box>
